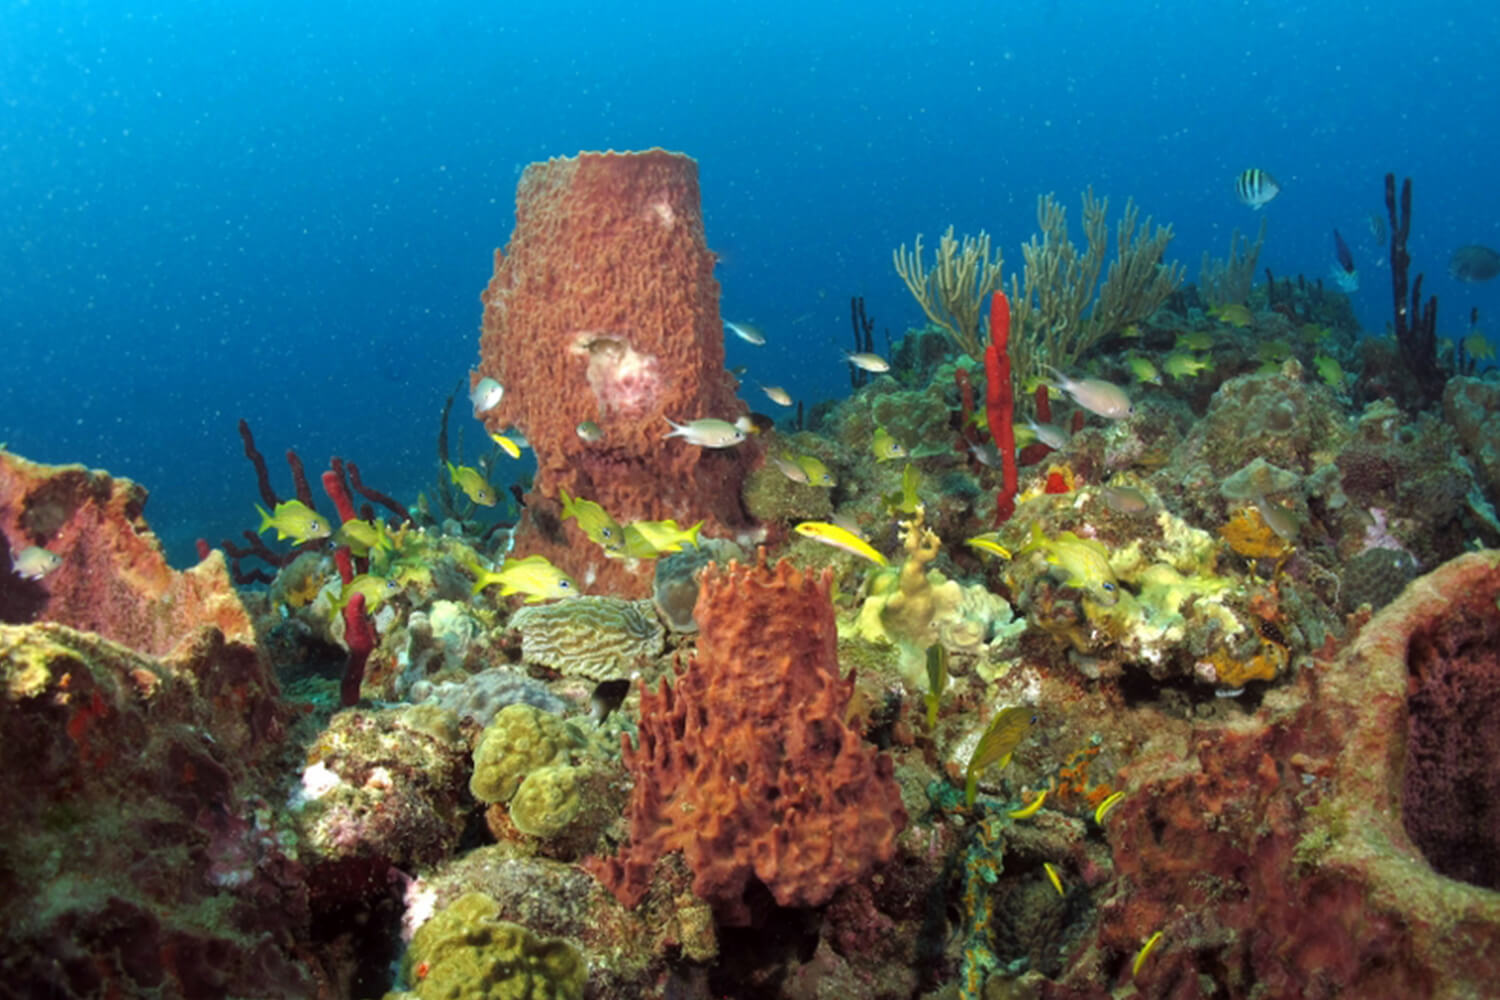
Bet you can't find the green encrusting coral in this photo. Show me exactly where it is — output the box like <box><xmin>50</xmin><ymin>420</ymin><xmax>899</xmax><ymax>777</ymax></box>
<box><xmin>385</xmin><ymin>892</ymin><xmax>585</xmax><ymax>1000</ymax></box>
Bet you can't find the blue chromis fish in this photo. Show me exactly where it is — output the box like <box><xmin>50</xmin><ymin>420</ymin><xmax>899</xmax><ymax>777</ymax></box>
<box><xmin>1234</xmin><ymin>167</ymin><xmax>1280</xmax><ymax>209</ymax></box>
<box><xmin>795</xmin><ymin>454</ymin><xmax>836</xmax><ymax>487</ymax></box>
<box><xmin>1024</xmin><ymin>417</ymin><xmax>1069</xmax><ymax>451</ymax></box>
<box><xmin>623</xmin><ymin>518</ymin><xmax>703</xmax><ymax>557</ymax></box>
<box><xmin>470</xmin><ymin>376</ymin><xmax>504</xmax><ymax>414</ymax></box>
<box><xmin>469</xmin><ymin>554</ymin><xmax>579</xmax><ymax>603</ymax></box>
<box><xmin>871</xmin><ymin>426</ymin><xmax>906</xmax><ymax>462</ymax></box>
<box><xmin>559</xmin><ymin>487</ymin><xmax>625</xmax><ymax>556</ymax></box>
<box><xmin>663</xmin><ymin>417</ymin><xmax>746</xmax><ymax>448</ymax></box>
<box><xmin>12</xmin><ymin>545</ymin><xmax>62</xmax><ymax>580</ymax></box>
<box><xmin>1018</xmin><ymin>523</ymin><xmax>1120</xmax><ymax>605</ymax></box>
<box><xmin>1044</xmin><ymin>365</ymin><xmax>1133</xmax><ymax>420</ymax></box>
<box><xmin>725</xmin><ymin>320</ymin><xmax>767</xmax><ymax>346</ymax></box>
<box><xmin>844</xmin><ymin>351</ymin><xmax>890</xmax><ymax>373</ymax></box>
<box><xmin>794</xmin><ymin>521</ymin><xmax>887</xmax><ymax>566</ymax></box>
<box><xmin>964</xmin><ymin>705</ymin><xmax>1035</xmax><ymax>807</ymax></box>
<box><xmin>256</xmin><ymin>500</ymin><xmax>332</xmax><ymax>545</ymax></box>
<box><xmin>447</xmin><ymin>462</ymin><xmax>497</xmax><ymax>506</ymax></box>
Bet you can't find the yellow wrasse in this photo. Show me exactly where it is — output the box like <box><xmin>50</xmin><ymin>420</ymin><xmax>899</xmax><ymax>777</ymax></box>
<box><xmin>1043</xmin><ymin>862</ymin><xmax>1065</xmax><ymax>896</ymax></box>
<box><xmin>447</xmin><ymin>462</ymin><xmax>497</xmax><ymax>506</ymax></box>
<box><xmin>559</xmin><ymin>487</ymin><xmax>624</xmax><ymax>556</ymax></box>
<box><xmin>964</xmin><ymin>706</ymin><xmax>1034</xmax><ymax>807</ymax></box>
<box><xmin>489</xmin><ymin>431</ymin><xmax>523</xmax><ymax>459</ymax></box>
<box><xmin>256</xmin><ymin>499</ymin><xmax>332</xmax><ymax>545</ymax></box>
<box><xmin>795</xmin><ymin>521</ymin><xmax>887</xmax><ymax>566</ymax></box>
<box><xmin>966</xmin><ymin>533</ymin><xmax>1012</xmax><ymax>559</ymax></box>
<box><xmin>1132</xmin><ymin>930</ymin><xmax>1164</xmax><ymax>978</ymax></box>
<box><xmin>469</xmin><ymin>554</ymin><xmax>579</xmax><ymax>603</ymax></box>
<box><xmin>1008</xmin><ymin>790</ymin><xmax>1047</xmax><ymax>820</ymax></box>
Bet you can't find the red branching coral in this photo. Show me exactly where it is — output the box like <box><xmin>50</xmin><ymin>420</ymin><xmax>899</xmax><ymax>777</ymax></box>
<box><xmin>478</xmin><ymin>150</ymin><xmax>759</xmax><ymax>596</ymax></box>
<box><xmin>590</xmin><ymin>552</ymin><xmax>907</xmax><ymax>925</ymax></box>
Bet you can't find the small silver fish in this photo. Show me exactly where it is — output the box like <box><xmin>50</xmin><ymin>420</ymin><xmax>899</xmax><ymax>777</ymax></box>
<box><xmin>968</xmin><ymin>440</ymin><xmax>1001</xmax><ymax>468</ymax></box>
<box><xmin>757</xmin><ymin>383</ymin><xmax>793</xmax><ymax>407</ymax></box>
<box><xmin>725</xmin><ymin>321</ymin><xmax>766</xmax><ymax>346</ymax></box>
<box><xmin>663</xmin><ymin>417</ymin><xmax>746</xmax><ymax>448</ymax></box>
<box><xmin>469</xmin><ymin>376</ymin><xmax>504</xmax><ymax>414</ymax></box>
<box><xmin>1026</xmin><ymin>417</ymin><xmax>1069</xmax><ymax>450</ymax></box>
<box><xmin>577</xmin><ymin>421</ymin><xmax>604</xmax><ymax>443</ymax></box>
<box><xmin>771</xmin><ymin>454</ymin><xmax>810</xmax><ymax>484</ymax></box>
<box><xmin>844</xmin><ymin>351</ymin><xmax>890</xmax><ymax>373</ymax></box>
<box><xmin>12</xmin><ymin>545</ymin><xmax>61</xmax><ymax>580</ymax></box>
<box><xmin>1045</xmin><ymin>366</ymin><xmax>1133</xmax><ymax>420</ymax></box>
<box><xmin>1100</xmin><ymin>485</ymin><xmax>1150</xmax><ymax>515</ymax></box>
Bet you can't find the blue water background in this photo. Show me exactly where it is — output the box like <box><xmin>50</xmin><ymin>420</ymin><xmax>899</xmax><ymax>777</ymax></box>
<box><xmin>3</xmin><ymin>1</ymin><xmax>1497</xmax><ymax>567</ymax></box>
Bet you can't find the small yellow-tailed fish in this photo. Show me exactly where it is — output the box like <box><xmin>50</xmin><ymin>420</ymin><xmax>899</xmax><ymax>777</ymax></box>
<box><xmin>843</xmin><ymin>351</ymin><xmax>890</xmax><ymax>373</ymax></box>
<box><xmin>724</xmin><ymin>320</ymin><xmax>766</xmax><ymax>346</ymax></box>
<box><xmin>488</xmin><ymin>431</ymin><xmax>523</xmax><ymax>459</ymax></box>
<box><xmin>469</xmin><ymin>554</ymin><xmax>579</xmax><ymax>603</ymax></box>
<box><xmin>447</xmin><ymin>462</ymin><xmax>497</xmax><ymax>506</ymax></box>
<box><xmin>1094</xmin><ymin>790</ymin><xmax>1126</xmax><ymax>825</ymax></box>
<box><xmin>624</xmin><ymin>518</ymin><xmax>702</xmax><ymax>555</ymax></box>
<box><xmin>1132</xmin><ymin>930</ymin><xmax>1164</xmax><ymax>978</ymax></box>
<box><xmin>330</xmin><ymin>573</ymin><xmax>401</xmax><ymax>617</ymax></box>
<box><xmin>795</xmin><ymin>454</ymin><xmax>837</xmax><ymax>487</ymax></box>
<box><xmin>12</xmin><ymin>545</ymin><xmax>62</xmax><ymax>580</ymax></box>
<box><xmin>1008</xmin><ymin>789</ymin><xmax>1047</xmax><ymax>820</ymax></box>
<box><xmin>334</xmin><ymin>518</ymin><xmax>393</xmax><ymax>556</ymax></box>
<box><xmin>558</xmin><ymin>487</ymin><xmax>625</xmax><ymax>556</ymax></box>
<box><xmin>663</xmin><ymin>416</ymin><xmax>746</xmax><ymax>448</ymax></box>
<box><xmin>757</xmin><ymin>382</ymin><xmax>793</xmax><ymax>407</ymax></box>
<box><xmin>964</xmin><ymin>706</ymin><xmax>1035</xmax><ymax>808</ymax></box>
<box><xmin>795</xmin><ymin>521</ymin><xmax>887</xmax><ymax>566</ymax></box>
<box><xmin>1044</xmin><ymin>365</ymin><xmax>1133</xmax><ymax>420</ymax></box>
<box><xmin>256</xmin><ymin>499</ymin><xmax>332</xmax><ymax>545</ymax></box>
<box><xmin>966</xmin><ymin>533</ymin><xmax>1012</xmax><ymax>560</ymax></box>
<box><xmin>871</xmin><ymin>426</ymin><xmax>907</xmax><ymax>462</ymax></box>
<box><xmin>1043</xmin><ymin>862</ymin><xmax>1065</xmax><ymax>897</ymax></box>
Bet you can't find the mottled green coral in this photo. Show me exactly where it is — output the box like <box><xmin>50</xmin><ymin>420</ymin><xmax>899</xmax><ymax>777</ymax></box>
<box><xmin>509</xmin><ymin>764</ymin><xmax>581</xmax><ymax>838</ymax></box>
<box><xmin>388</xmin><ymin>892</ymin><xmax>585</xmax><ymax>1000</ymax></box>
<box><xmin>470</xmin><ymin>705</ymin><xmax>580</xmax><ymax>805</ymax></box>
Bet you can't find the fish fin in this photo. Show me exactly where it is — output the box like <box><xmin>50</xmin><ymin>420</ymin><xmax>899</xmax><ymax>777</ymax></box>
<box><xmin>558</xmin><ymin>487</ymin><xmax>575</xmax><ymax>518</ymax></box>
<box><xmin>255</xmin><ymin>504</ymin><xmax>273</xmax><ymax>535</ymax></box>
<box><xmin>661</xmin><ymin>417</ymin><xmax>682</xmax><ymax>439</ymax></box>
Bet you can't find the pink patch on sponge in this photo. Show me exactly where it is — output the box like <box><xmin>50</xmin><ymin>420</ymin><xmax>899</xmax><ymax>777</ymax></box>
<box><xmin>572</xmin><ymin>332</ymin><xmax>663</xmax><ymax>417</ymax></box>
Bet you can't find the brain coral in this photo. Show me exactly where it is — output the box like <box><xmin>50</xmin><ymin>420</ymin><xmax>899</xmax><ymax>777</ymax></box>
<box><xmin>510</xmin><ymin>596</ymin><xmax>664</xmax><ymax>681</ymax></box>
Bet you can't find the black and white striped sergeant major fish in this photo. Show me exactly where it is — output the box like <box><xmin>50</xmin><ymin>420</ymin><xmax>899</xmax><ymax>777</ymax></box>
<box><xmin>1234</xmin><ymin>168</ymin><xmax>1280</xmax><ymax>209</ymax></box>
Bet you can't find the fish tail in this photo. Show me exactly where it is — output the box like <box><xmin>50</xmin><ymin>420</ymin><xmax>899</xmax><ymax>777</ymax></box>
<box><xmin>255</xmin><ymin>504</ymin><xmax>272</xmax><ymax>535</ymax></box>
<box><xmin>445</xmin><ymin>461</ymin><xmax>458</xmax><ymax>482</ymax></box>
<box><xmin>661</xmin><ymin>417</ymin><xmax>682</xmax><ymax>439</ymax></box>
<box><xmin>685</xmin><ymin>520</ymin><xmax>704</xmax><ymax>547</ymax></box>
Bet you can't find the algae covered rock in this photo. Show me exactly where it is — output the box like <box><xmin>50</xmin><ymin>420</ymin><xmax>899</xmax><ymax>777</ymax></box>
<box><xmin>387</xmin><ymin>891</ymin><xmax>585</xmax><ymax>1000</ymax></box>
<box><xmin>509</xmin><ymin>763</ymin><xmax>582</xmax><ymax>839</ymax></box>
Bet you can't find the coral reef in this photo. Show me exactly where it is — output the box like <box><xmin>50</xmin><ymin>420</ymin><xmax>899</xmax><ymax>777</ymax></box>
<box><xmin>510</xmin><ymin>595</ymin><xmax>665</xmax><ymax>681</ymax></box>
<box><xmin>590</xmin><ymin>553</ymin><xmax>907</xmax><ymax>925</ymax></box>
<box><xmin>477</xmin><ymin>150</ymin><xmax>759</xmax><ymax>596</ymax></box>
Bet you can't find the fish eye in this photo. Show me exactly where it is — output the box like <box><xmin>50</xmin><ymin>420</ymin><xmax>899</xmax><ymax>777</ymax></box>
<box><xmin>602</xmin><ymin>528</ymin><xmax>613</xmax><ymax>538</ymax></box>
<box><xmin>559</xmin><ymin>580</ymin><xmax>572</xmax><ymax>588</ymax></box>
<box><xmin>1103</xmin><ymin>582</ymin><xmax>1116</xmax><ymax>591</ymax></box>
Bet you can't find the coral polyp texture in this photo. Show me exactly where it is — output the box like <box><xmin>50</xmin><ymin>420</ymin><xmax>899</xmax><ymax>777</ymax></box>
<box><xmin>478</xmin><ymin>150</ymin><xmax>759</xmax><ymax>594</ymax></box>
<box><xmin>590</xmin><ymin>552</ymin><xmax>908</xmax><ymax>926</ymax></box>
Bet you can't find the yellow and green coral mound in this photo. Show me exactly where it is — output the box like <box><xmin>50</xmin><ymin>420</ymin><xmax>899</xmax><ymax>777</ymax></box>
<box><xmin>387</xmin><ymin>891</ymin><xmax>585</xmax><ymax>1000</ymax></box>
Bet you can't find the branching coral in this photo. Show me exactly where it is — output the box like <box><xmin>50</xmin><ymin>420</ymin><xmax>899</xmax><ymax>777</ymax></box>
<box><xmin>893</xmin><ymin>226</ymin><xmax>1006</xmax><ymax>361</ymax></box>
